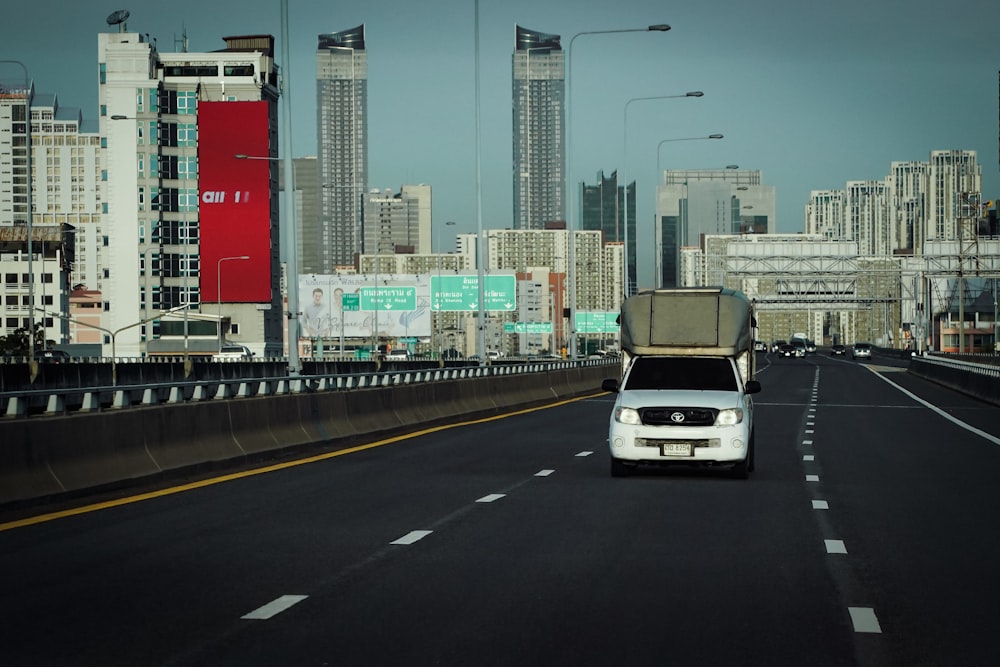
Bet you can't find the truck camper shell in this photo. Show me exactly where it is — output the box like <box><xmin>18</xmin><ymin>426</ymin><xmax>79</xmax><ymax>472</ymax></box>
<box><xmin>619</xmin><ymin>287</ymin><xmax>756</xmax><ymax>358</ymax></box>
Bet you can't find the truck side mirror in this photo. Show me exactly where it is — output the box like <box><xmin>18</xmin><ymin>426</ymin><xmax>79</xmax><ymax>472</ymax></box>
<box><xmin>745</xmin><ymin>379</ymin><xmax>762</xmax><ymax>394</ymax></box>
<box><xmin>601</xmin><ymin>378</ymin><xmax>619</xmax><ymax>393</ymax></box>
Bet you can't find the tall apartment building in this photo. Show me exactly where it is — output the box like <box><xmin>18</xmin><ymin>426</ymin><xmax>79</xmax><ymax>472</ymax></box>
<box><xmin>655</xmin><ymin>169</ymin><xmax>774</xmax><ymax>288</ymax></box>
<box><xmin>99</xmin><ymin>30</ymin><xmax>284</xmax><ymax>357</ymax></box>
<box><xmin>316</xmin><ymin>25</ymin><xmax>367</xmax><ymax>269</ymax></box>
<box><xmin>927</xmin><ymin>150</ymin><xmax>981</xmax><ymax>241</ymax></box>
<box><xmin>886</xmin><ymin>161</ymin><xmax>929</xmax><ymax>251</ymax></box>
<box><xmin>363</xmin><ymin>185</ymin><xmax>431</xmax><ymax>255</ymax></box>
<box><xmin>0</xmin><ymin>79</ymin><xmax>102</xmax><ymax>345</ymax></box>
<box><xmin>581</xmin><ymin>170</ymin><xmax>634</xmax><ymax>293</ymax></box>
<box><xmin>806</xmin><ymin>150</ymin><xmax>982</xmax><ymax>257</ymax></box>
<box><xmin>512</xmin><ymin>25</ymin><xmax>564</xmax><ymax>230</ymax></box>
<box><xmin>846</xmin><ymin>180</ymin><xmax>890</xmax><ymax>256</ymax></box>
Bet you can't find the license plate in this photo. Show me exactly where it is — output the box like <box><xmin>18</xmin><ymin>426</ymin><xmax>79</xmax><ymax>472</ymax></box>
<box><xmin>661</xmin><ymin>442</ymin><xmax>692</xmax><ymax>457</ymax></box>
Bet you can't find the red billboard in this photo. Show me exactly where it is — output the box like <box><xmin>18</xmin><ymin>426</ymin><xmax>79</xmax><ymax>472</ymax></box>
<box><xmin>198</xmin><ymin>101</ymin><xmax>272</xmax><ymax>303</ymax></box>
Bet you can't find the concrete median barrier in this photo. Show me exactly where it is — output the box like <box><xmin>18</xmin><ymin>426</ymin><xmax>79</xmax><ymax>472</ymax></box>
<box><xmin>1</xmin><ymin>364</ymin><xmax>614</xmax><ymax>508</ymax></box>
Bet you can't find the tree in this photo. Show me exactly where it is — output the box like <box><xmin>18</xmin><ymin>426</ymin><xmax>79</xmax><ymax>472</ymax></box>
<box><xmin>0</xmin><ymin>323</ymin><xmax>46</xmax><ymax>356</ymax></box>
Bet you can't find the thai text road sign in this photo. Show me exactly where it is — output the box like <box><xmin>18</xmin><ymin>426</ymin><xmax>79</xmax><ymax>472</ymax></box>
<box><xmin>341</xmin><ymin>293</ymin><xmax>360</xmax><ymax>311</ymax></box>
<box><xmin>431</xmin><ymin>274</ymin><xmax>516</xmax><ymax>311</ymax></box>
<box><xmin>504</xmin><ymin>321</ymin><xmax>554</xmax><ymax>334</ymax></box>
<box><xmin>360</xmin><ymin>286</ymin><xmax>417</xmax><ymax>311</ymax></box>
<box><xmin>575</xmin><ymin>311</ymin><xmax>620</xmax><ymax>333</ymax></box>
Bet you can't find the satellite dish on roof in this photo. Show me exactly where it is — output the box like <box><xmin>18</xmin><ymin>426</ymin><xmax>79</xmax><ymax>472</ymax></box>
<box><xmin>106</xmin><ymin>9</ymin><xmax>130</xmax><ymax>32</ymax></box>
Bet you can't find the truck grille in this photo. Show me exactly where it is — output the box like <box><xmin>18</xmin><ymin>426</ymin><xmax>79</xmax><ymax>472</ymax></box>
<box><xmin>639</xmin><ymin>407</ymin><xmax>718</xmax><ymax>426</ymax></box>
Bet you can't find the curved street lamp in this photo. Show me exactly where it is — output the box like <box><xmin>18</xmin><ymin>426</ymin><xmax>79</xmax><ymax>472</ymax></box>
<box><xmin>622</xmin><ymin>91</ymin><xmax>705</xmax><ymax>298</ymax></box>
<box><xmin>564</xmin><ymin>24</ymin><xmax>671</xmax><ymax>357</ymax></box>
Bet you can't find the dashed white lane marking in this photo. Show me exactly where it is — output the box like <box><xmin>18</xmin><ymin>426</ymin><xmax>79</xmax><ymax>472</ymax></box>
<box><xmin>825</xmin><ymin>539</ymin><xmax>848</xmax><ymax>554</ymax></box>
<box><xmin>391</xmin><ymin>530</ymin><xmax>433</xmax><ymax>545</ymax></box>
<box><xmin>803</xmin><ymin>440</ymin><xmax>814</xmax><ymax>445</ymax></box>
<box><xmin>535</xmin><ymin>469</ymin><xmax>555</xmax><ymax>477</ymax></box>
<box><xmin>576</xmin><ymin>451</ymin><xmax>593</xmax><ymax>457</ymax></box>
<box><xmin>812</xmin><ymin>500</ymin><xmax>829</xmax><ymax>510</ymax></box>
<box><xmin>805</xmin><ymin>429</ymin><xmax>815</xmax><ymax>434</ymax></box>
<box><xmin>848</xmin><ymin>607</ymin><xmax>883</xmax><ymax>633</ymax></box>
<box><xmin>803</xmin><ymin>455</ymin><xmax>815</xmax><ymax>461</ymax></box>
<box><xmin>476</xmin><ymin>494</ymin><xmax>506</xmax><ymax>503</ymax></box>
<box><xmin>806</xmin><ymin>474</ymin><xmax>820</xmax><ymax>482</ymax></box>
<box><xmin>242</xmin><ymin>595</ymin><xmax>308</xmax><ymax>620</ymax></box>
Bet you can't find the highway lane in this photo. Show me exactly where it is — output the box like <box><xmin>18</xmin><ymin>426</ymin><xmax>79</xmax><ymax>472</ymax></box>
<box><xmin>1</xmin><ymin>354</ymin><xmax>998</xmax><ymax>666</ymax></box>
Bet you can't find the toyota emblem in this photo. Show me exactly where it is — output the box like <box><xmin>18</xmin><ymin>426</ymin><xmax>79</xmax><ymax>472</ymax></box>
<box><xmin>670</xmin><ymin>412</ymin><xmax>685</xmax><ymax>423</ymax></box>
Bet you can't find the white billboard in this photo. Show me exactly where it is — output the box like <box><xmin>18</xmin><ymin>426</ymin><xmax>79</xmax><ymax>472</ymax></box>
<box><xmin>298</xmin><ymin>274</ymin><xmax>431</xmax><ymax>340</ymax></box>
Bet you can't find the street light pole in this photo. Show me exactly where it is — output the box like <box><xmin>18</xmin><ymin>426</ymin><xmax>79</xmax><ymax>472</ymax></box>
<box><xmin>566</xmin><ymin>24</ymin><xmax>670</xmax><ymax>357</ymax></box>
<box><xmin>280</xmin><ymin>0</ymin><xmax>302</xmax><ymax>377</ymax></box>
<box><xmin>623</xmin><ymin>92</ymin><xmax>705</xmax><ymax>299</ymax></box>
<box><xmin>40</xmin><ymin>305</ymin><xmax>185</xmax><ymax>386</ymax></box>
<box><xmin>217</xmin><ymin>255</ymin><xmax>249</xmax><ymax>352</ymax></box>
<box><xmin>436</xmin><ymin>221</ymin><xmax>456</xmax><ymax>359</ymax></box>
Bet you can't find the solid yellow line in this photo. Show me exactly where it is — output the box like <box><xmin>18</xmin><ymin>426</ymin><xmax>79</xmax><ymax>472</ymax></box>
<box><xmin>0</xmin><ymin>392</ymin><xmax>607</xmax><ymax>532</ymax></box>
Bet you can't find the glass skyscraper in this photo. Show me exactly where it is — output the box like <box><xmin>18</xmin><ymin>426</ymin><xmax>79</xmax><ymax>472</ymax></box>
<box><xmin>512</xmin><ymin>25</ymin><xmax>564</xmax><ymax>230</ymax></box>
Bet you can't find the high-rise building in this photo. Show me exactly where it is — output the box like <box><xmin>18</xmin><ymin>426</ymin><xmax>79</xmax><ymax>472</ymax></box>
<box><xmin>0</xmin><ymin>83</ymin><xmax>98</xmax><ymax>347</ymax></box>
<box><xmin>655</xmin><ymin>169</ymin><xmax>774</xmax><ymax>288</ymax></box>
<box><xmin>316</xmin><ymin>25</ymin><xmax>367</xmax><ymax>269</ymax></box>
<box><xmin>927</xmin><ymin>150</ymin><xmax>981</xmax><ymax>241</ymax></box>
<box><xmin>363</xmin><ymin>185</ymin><xmax>431</xmax><ymax>255</ymax></box>
<box><xmin>512</xmin><ymin>25</ymin><xmax>564</xmax><ymax>230</ymax></box>
<box><xmin>99</xmin><ymin>31</ymin><xmax>284</xmax><ymax>357</ymax></box>
<box><xmin>845</xmin><ymin>180</ymin><xmax>890</xmax><ymax>256</ymax></box>
<box><xmin>581</xmin><ymin>170</ymin><xmax>634</xmax><ymax>291</ymax></box>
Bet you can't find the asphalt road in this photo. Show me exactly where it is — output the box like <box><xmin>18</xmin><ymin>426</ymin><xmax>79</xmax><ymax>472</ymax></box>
<box><xmin>2</xmin><ymin>351</ymin><xmax>999</xmax><ymax>666</ymax></box>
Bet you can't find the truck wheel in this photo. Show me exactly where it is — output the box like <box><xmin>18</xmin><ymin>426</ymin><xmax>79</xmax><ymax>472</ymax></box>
<box><xmin>747</xmin><ymin>431</ymin><xmax>756</xmax><ymax>472</ymax></box>
<box><xmin>610</xmin><ymin>457</ymin><xmax>631</xmax><ymax>477</ymax></box>
<box><xmin>731</xmin><ymin>458</ymin><xmax>749</xmax><ymax>479</ymax></box>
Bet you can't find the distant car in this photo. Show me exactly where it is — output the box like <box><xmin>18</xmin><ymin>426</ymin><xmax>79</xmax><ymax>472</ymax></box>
<box><xmin>831</xmin><ymin>344</ymin><xmax>846</xmax><ymax>355</ymax></box>
<box><xmin>486</xmin><ymin>350</ymin><xmax>501</xmax><ymax>360</ymax></box>
<box><xmin>805</xmin><ymin>340</ymin><xmax>817</xmax><ymax>353</ymax></box>
<box><xmin>34</xmin><ymin>349</ymin><xmax>71</xmax><ymax>363</ymax></box>
<box><xmin>212</xmin><ymin>345</ymin><xmax>253</xmax><ymax>361</ymax></box>
<box><xmin>852</xmin><ymin>343</ymin><xmax>872</xmax><ymax>360</ymax></box>
<box><xmin>779</xmin><ymin>343</ymin><xmax>796</xmax><ymax>357</ymax></box>
<box><xmin>790</xmin><ymin>339</ymin><xmax>807</xmax><ymax>357</ymax></box>
<box><xmin>771</xmin><ymin>340</ymin><xmax>787</xmax><ymax>353</ymax></box>
<box><xmin>754</xmin><ymin>340</ymin><xmax>767</xmax><ymax>352</ymax></box>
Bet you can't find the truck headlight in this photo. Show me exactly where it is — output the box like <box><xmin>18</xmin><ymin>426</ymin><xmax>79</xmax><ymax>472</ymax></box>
<box><xmin>615</xmin><ymin>407</ymin><xmax>642</xmax><ymax>425</ymax></box>
<box><xmin>715</xmin><ymin>408</ymin><xmax>744</xmax><ymax>425</ymax></box>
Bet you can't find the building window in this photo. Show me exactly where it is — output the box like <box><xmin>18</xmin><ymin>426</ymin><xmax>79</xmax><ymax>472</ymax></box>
<box><xmin>99</xmin><ymin>63</ymin><xmax>106</xmax><ymax>84</ymax></box>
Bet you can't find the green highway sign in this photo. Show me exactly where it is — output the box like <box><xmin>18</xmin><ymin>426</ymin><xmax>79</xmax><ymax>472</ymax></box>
<box><xmin>341</xmin><ymin>293</ymin><xmax>360</xmax><ymax>311</ymax></box>
<box><xmin>431</xmin><ymin>274</ymin><xmax>516</xmax><ymax>312</ymax></box>
<box><xmin>504</xmin><ymin>321</ymin><xmax>553</xmax><ymax>334</ymax></box>
<box><xmin>360</xmin><ymin>286</ymin><xmax>417</xmax><ymax>311</ymax></box>
<box><xmin>575</xmin><ymin>311</ymin><xmax>620</xmax><ymax>333</ymax></box>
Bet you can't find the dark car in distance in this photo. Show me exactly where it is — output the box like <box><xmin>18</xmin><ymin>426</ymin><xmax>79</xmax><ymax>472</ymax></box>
<box><xmin>779</xmin><ymin>343</ymin><xmax>797</xmax><ymax>357</ymax></box>
<box><xmin>831</xmin><ymin>344</ymin><xmax>846</xmax><ymax>355</ymax></box>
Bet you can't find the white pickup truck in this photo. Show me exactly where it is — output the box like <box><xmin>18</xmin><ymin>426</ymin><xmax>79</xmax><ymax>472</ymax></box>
<box><xmin>602</xmin><ymin>288</ymin><xmax>762</xmax><ymax>478</ymax></box>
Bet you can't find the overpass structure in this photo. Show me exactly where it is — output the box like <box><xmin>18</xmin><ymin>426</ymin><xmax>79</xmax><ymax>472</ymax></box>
<box><xmin>690</xmin><ymin>235</ymin><xmax>1000</xmax><ymax>348</ymax></box>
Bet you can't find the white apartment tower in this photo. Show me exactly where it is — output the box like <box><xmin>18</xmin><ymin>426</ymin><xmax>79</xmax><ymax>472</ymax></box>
<box><xmin>99</xmin><ymin>30</ymin><xmax>284</xmax><ymax>357</ymax></box>
<box><xmin>845</xmin><ymin>180</ymin><xmax>890</xmax><ymax>256</ymax></box>
<box><xmin>316</xmin><ymin>26</ymin><xmax>367</xmax><ymax>270</ymax></box>
<box><xmin>926</xmin><ymin>149</ymin><xmax>982</xmax><ymax>241</ymax></box>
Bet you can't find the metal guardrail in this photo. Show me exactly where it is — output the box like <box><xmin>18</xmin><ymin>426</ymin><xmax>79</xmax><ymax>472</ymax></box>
<box><xmin>2</xmin><ymin>358</ymin><xmax>614</xmax><ymax>419</ymax></box>
<box><xmin>909</xmin><ymin>353</ymin><xmax>1000</xmax><ymax>407</ymax></box>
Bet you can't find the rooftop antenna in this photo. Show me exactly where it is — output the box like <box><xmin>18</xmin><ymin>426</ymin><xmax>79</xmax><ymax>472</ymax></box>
<box><xmin>174</xmin><ymin>23</ymin><xmax>189</xmax><ymax>52</ymax></box>
<box><xmin>106</xmin><ymin>9</ymin><xmax>129</xmax><ymax>33</ymax></box>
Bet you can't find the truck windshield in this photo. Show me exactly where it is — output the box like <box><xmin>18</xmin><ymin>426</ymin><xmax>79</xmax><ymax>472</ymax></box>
<box><xmin>624</xmin><ymin>357</ymin><xmax>737</xmax><ymax>391</ymax></box>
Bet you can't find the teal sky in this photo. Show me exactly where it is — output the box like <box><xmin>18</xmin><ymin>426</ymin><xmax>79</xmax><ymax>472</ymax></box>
<box><xmin>3</xmin><ymin>0</ymin><xmax>998</xmax><ymax>288</ymax></box>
